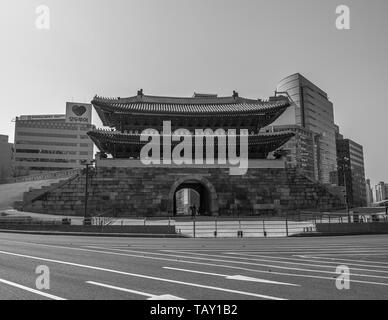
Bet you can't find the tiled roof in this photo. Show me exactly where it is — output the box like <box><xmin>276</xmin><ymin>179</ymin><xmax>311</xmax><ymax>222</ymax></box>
<box><xmin>92</xmin><ymin>94</ymin><xmax>290</xmax><ymax>115</ymax></box>
<box><xmin>87</xmin><ymin>129</ymin><xmax>294</xmax><ymax>145</ymax></box>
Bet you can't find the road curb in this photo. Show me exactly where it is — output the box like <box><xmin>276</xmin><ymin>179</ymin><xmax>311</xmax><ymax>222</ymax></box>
<box><xmin>290</xmin><ymin>232</ymin><xmax>388</xmax><ymax>237</ymax></box>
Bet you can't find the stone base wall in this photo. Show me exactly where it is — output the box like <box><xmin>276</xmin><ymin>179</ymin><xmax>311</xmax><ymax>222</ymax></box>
<box><xmin>316</xmin><ymin>223</ymin><xmax>388</xmax><ymax>235</ymax></box>
<box><xmin>21</xmin><ymin>166</ymin><xmax>344</xmax><ymax>217</ymax></box>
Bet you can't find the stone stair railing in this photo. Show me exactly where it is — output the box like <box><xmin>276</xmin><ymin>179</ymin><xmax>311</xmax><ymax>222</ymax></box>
<box><xmin>5</xmin><ymin>168</ymin><xmax>81</xmax><ymax>185</ymax></box>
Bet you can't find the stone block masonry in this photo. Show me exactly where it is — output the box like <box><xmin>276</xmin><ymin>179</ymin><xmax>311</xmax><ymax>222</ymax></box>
<box><xmin>20</xmin><ymin>162</ymin><xmax>344</xmax><ymax>217</ymax></box>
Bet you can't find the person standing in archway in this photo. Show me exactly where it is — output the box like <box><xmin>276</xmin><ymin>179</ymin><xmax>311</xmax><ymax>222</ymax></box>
<box><xmin>191</xmin><ymin>205</ymin><xmax>197</xmax><ymax>217</ymax></box>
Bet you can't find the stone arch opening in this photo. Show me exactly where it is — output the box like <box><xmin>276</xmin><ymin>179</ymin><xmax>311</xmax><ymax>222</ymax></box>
<box><xmin>168</xmin><ymin>176</ymin><xmax>219</xmax><ymax>216</ymax></box>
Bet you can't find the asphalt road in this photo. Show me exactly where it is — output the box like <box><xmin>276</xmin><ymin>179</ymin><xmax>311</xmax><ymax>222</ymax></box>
<box><xmin>0</xmin><ymin>232</ymin><xmax>388</xmax><ymax>300</ymax></box>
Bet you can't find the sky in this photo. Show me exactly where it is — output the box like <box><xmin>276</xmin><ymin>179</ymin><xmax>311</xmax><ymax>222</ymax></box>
<box><xmin>1</xmin><ymin>0</ymin><xmax>387</xmax><ymax>185</ymax></box>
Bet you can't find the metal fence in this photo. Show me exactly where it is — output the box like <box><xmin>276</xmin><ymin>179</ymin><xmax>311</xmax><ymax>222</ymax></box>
<box><xmin>1</xmin><ymin>211</ymin><xmax>387</xmax><ymax>237</ymax></box>
<box><xmin>109</xmin><ymin>212</ymin><xmax>388</xmax><ymax>238</ymax></box>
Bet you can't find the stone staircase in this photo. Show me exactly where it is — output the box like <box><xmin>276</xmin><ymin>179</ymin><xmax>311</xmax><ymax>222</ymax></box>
<box><xmin>284</xmin><ymin>168</ymin><xmax>345</xmax><ymax>210</ymax></box>
<box><xmin>14</xmin><ymin>173</ymin><xmax>81</xmax><ymax>213</ymax></box>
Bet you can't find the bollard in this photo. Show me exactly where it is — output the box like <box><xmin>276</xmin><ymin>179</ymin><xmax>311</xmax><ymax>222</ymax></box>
<box><xmin>285</xmin><ymin>216</ymin><xmax>289</xmax><ymax>237</ymax></box>
<box><xmin>193</xmin><ymin>219</ymin><xmax>196</xmax><ymax>238</ymax></box>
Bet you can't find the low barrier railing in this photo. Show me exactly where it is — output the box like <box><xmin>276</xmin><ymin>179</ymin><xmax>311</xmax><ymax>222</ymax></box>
<box><xmin>0</xmin><ymin>212</ymin><xmax>387</xmax><ymax>237</ymax></box>
<box><xmin>2</xmin><ymin>168</ymin><xmax>81</xmax><ymax>184</ymax></box>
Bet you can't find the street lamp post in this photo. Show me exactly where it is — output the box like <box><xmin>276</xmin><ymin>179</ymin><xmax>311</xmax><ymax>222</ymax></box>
<box><xmin>341</xmin><ymin>156</ymin><xmax>351</xmax><ymax>223</ymax></box>
<box><xmin>82</xmin><ymin>160</ymin><xmax>95</xmax><ymax>225</ymax></box>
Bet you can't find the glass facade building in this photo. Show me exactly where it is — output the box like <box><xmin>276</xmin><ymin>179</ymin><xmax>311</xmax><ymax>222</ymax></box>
<box><xmin>273</xmin><ymin>73</ymin><xmax>337</xmax><ymax>184</ymax></box>
<box><xmin>0</xmin><ymin>135</ymin><xmax>13</xmax><ymax>181</ymax></box>
<box><xmin>336</xmin><ymin>137</ymin><xmax>367</xmax><ymax>208</ymax></box>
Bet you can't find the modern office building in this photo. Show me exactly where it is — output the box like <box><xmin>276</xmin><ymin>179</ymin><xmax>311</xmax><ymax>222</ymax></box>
<box><xmin>13</xmin><ymin>103</ymin><xmax>95</xmax><ymax>175</ymax></box>
<box><xmin>262</xmin><ymin>125</ymin><xmax>319</xmax><ymax>180</ymax></box>
<box><xmin>375</xmin><ymin>182</ymin><xmax>388</xmax><ymax>203</ymax></box>
<box><xmin>0</xmin><ymin>135</ymin><xmax>13</xmax><ymax>181</ymax></box>
<box><xmin>365</xmin><ymin>179</ymin><xmax>374</xmax><ymax>206</ymax></box>
<box><xmin>336</xmin><ymin>136</ymin><xmax>367</xmax><ymax>208</ymax></box>
<box><xmin>274</xmin><ymin>73</ymin><xmax>337</xmax><ymax>184</ymax></box>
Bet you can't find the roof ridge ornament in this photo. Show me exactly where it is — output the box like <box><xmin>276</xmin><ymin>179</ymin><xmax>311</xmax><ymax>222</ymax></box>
<box><xmin>233</xmin><ymin>90</ymin><xmax>239</xmax><ymax>99</ymax></box>
<box><xmin>137</xmin><ymin>89</ymin><xmax>144</xmax><ymax>97</ymax></box>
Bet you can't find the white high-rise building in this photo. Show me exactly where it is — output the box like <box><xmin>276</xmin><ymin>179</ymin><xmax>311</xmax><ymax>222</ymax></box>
<box><xmin>13</xmin><ymin>103</ymin><xmax>95</xmax><ymax>175</ymax></box>
<box><xmin>375</xmin><ymin>182</ymin><xmax>388</xmax><ymax>203</ymax></box>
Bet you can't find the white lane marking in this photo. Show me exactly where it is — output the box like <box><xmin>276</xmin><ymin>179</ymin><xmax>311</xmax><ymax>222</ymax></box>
<box><xmin>299</xmin><ymin>253</ymin><xmax>388</xmax><ymax>256</ymax></box>
<box><xmin>0</xmin><ymin>250</ymin><xmax>284</xmax><ymax>301</ymax></box>
<box><xmin>225</xmin><ymin>252</ymin><xmax>388</xmax><ymax>269</ymax></box>
<box><xmin>0</xmin><ymin>278</ymin><xmax>66</xmax><ymax>300</ymax></box>
<box><xmin>105</xmin><ymin>247</ymin><xmax>388</xmax><ymax>252</ymax></box>
<box><xmin>213</xmin><ymin>252</ymin><xmax>388</xmax><ymax>273</ymax></box>
<box><xmin>2</xmin><ymin>238</ymin><xmax>388</xmax><ymax>253</ymax></box>
<box><xmin>104</xmin><ymin>246</ymin><xmax>388</xmax><ymax>254</ymax></box>
<box><xmin>4</xmin><ymin>237</ymin><xmax>388</xmax><ymax>280</ymax></box>
<box><xmin>86</xmin><ymin>281</ymin><xmax>184</xmax><ymax>300</ymax></box>
<box><xmin>107</xmin><ymin>243</ymin><xmax>388</xmax><ymax>249</ymax></box>
<box><xmin>86</xmin><ymin>247</ymin><xmax>388</xmax><ymax>280</ymax></box>
<box><xmin>294</xmin><ymin>255</ymin><xmax>388</xmax><ymax>265</ymax></box>
<box><xmin>78</xmin><ymin>248</ymin><xmax>388</xmax><ymax>286</ymax></box>
<box><xmin>1</xmin><ymin>240</ymin><xmax>388</xmax><ymax>287</ymax></box>
<box><xmin>163</xmin><ymin>267</ymin><xmax>299</xmax><ymax>287</ymax></box>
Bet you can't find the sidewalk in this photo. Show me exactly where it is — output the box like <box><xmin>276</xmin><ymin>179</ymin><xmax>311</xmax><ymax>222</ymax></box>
<box><xmin>2</xmin><ymin>209</ymin><xmax>85</xmax><ymax>225</ymax></box>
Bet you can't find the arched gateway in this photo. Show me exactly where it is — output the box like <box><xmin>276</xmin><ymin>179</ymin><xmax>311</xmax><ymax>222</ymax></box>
<box><xmin>168</xmin><ymin>176</ymin><xmax>219</xmax><ymax>216</ymax></box>
<box><xmin>19</xmin><ymin>92</ymin><xmax>345</xmax><ymax>217</ymax></box>
<box><xmin>86</xmin><ymin>92</ymin><xmax>296</xmax><ymax>217</ymax></box>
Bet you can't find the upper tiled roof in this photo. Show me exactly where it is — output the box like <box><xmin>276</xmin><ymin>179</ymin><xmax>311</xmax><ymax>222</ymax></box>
<box><xmin>87</xmin><ymin>128</ymin><xmax>294</xmax><ymax>144</ymax></box>
<box><xmin>91</xmin><ymin>94</ymin><xmax>290</xmax><ymax>115</ymax></box>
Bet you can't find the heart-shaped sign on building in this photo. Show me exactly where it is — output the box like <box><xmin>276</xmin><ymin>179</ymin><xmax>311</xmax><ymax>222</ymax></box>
<box><xmin>72</xmin><ymin>105</ymin><xmax>87</xmax><ymax>117</ymax></box>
